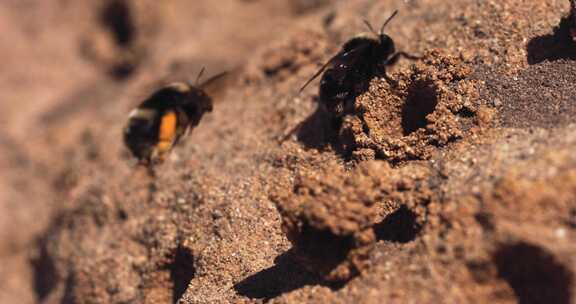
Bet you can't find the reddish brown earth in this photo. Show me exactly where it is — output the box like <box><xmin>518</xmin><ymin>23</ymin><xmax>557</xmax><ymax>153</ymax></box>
<box><xmin>1</xmin><ymin>0</ymin><xmax>576</xmax><ymax>303</ymax></box>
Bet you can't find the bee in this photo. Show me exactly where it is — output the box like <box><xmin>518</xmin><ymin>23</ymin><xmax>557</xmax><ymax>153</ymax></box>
<box><xmin>300</xmin><ymin>10</ymin><xmax>419</xmax><ymax>117</ymax></box>
<box><xmin>123</xmin><ymin>68</ymin><xmax>226</xmax><ymax>165</ymax></box>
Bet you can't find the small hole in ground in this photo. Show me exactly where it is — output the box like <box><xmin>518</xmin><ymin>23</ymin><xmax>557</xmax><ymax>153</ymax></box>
<box><xmin>296</xmin><ymin>224</ymin><xmax>355</xmax><ymax>270</ymax></box>
<box><xmin>110</xmin><ymin>61</ymin><xmax>136</xmax><ymax>80</ymax></box>
<box><xmin>373</xmin><ymin>205</ymin><xmax>422</xmax><ymax>243</ymax></box>
<box><xmin>30</xmin><ymin>215</ymin><xmax>68</xmax><ymax>302</ymax></box>
<box><xmin>526</xmin><ymin>17</ymin><xmax>576</xmax><ymax>65</ymax></box>
<box><xmin>493</xmin><ymin>242</ymin><xmax>573</xmax><ymax>304</ymax></box>
<box><xmin>474</xmin><ymin>212</ymin><xmax>495</xmax><ymax>232</ymax></box>
<box><xmin>169</xmin><ymin>246</ymin><xmax>195</xmax><ymax>303</ymax></box>
<box><xmin>100</xmin><ymin>0</ymin><xmax>135</xmax><ymax>47</ymax></box>
<box><xmin>30</xmin><ymin>239</ymin><xmax>58</xmax><ymax>302</ymax></box>
<box><xmin>402</xmin><ymin>80</ymin><xmax>439</xmax><ymax>135</ymax></box>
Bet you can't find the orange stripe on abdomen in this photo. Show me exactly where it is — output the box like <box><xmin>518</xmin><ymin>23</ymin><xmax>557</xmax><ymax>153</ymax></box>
<box><xmin>158</xmin><ymin>111</ymin><xmax>177</xmax><ymax>151</ymax></box>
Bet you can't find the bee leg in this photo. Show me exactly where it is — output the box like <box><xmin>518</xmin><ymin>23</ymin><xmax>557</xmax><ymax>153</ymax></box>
<box><xmin>383</xmin><ymin>73</ymin><xmax>399</xmax><ymax>88</ymax></box>
<box><xmin>372</xmin><ymin>61</ymin><xmax>397</xmax><ymax>86</ymax></box>
<box><xmin>385</xmin><ymin>51</ymin><xmax>422</xmax><ymax>67</ymax></box>
<box><xmin>379</xmin><ymin>51</ymin><xmax>422</xmax><ymax>87</ymax></box>
<box><xmin>397</xmin><ymin>51</ymin><xmax>423</xmax><ymax>60</ymax></box>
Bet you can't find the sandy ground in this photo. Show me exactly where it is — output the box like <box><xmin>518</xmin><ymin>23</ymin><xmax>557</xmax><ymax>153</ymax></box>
<box><xmin>1</xmin><ymin>0</ymin><xmax>576</xmax><ymax>303</ymax></box>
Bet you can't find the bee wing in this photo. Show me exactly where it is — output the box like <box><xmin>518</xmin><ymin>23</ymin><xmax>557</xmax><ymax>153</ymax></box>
<box><xmin>299</xmin><ymin>44</ymin><xmax>371</xmax><ymax>93</ymax></box>
<box><xmin>198</xmin><ymin>69</ymin><xmax>240</xmax><ymax>101</ymax></box>
<box><xmin>299</xmin><ymin>57</ymin><xmax>335</xmax><ymax>93</ymax></box>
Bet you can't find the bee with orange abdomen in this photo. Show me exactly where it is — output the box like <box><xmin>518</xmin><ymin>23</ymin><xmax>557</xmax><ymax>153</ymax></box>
<box><xmin>123</xmin><ymin>69</ymin><xmax>226</xmax><ymax>165</ymax></box>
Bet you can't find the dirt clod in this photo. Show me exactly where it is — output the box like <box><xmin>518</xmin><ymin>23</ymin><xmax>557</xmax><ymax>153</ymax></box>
<box><xmin>272</xmin><ymin>161</ymin><xmax>386</xmax><ymax>281</ymax></box>
<box><xmin>332</xmin><ymin>50</ymin><xmax>485</xmax><ymax>162</ymax></box>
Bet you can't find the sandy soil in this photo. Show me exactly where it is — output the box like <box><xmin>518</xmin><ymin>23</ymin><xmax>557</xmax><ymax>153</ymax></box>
<box><xmin>1</xmin><ymin>0</ymin><xmax>576</xmax><ymax>303</ymax></box>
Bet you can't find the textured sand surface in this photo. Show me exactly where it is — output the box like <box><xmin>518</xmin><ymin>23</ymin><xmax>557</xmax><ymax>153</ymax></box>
<box><xmin>1</xmin><ymin>0</ymin><xmax>575</xmax><ymax>303</ymax></box>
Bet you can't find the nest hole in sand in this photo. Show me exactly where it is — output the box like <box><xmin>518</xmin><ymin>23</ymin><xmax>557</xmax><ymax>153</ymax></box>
<box><xmin>493</xmin><ymin>242</ymin><xmax>574</xmax><ymax>304</ymax></box>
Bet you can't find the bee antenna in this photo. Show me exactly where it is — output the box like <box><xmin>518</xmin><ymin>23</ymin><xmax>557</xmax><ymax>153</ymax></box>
<box><xmin>362</xmin><ymin>19</ymin><xmax>378</xmax><ymax>36</ymax></box>
<box><xmin>380</xmin><ymin>10</ymin><xmax>399</xmax><ymax>35</ymax></box>
<box><xmin>195</xmin><ymin>67</ymin><xmax>206</xmax><ymax>86</ymax></box>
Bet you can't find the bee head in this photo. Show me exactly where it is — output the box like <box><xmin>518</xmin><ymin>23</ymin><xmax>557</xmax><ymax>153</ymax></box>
<box><xmin>363</xmin><ymin>10</ymin><xmax>398</xmax><ymax>52</ymax></box>
<box><xmin>378</xmin><ymin>33</ymin><xmax>395</xmax><ymax>55</ymax></box>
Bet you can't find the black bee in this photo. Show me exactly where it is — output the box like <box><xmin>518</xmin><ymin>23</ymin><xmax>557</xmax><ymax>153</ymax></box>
<box><xmin>123</xmin><ymin>69</ymin><xmax>226</xmax><ymax>165</ymax></box>
<box><xmin>300</xmin><ymin>10</ymin><xmax>418</xmax><ymax>117</ymax></box>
